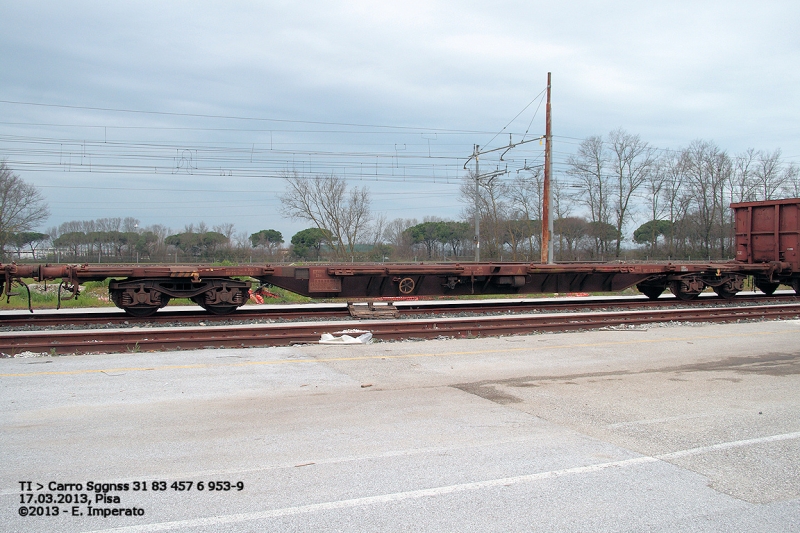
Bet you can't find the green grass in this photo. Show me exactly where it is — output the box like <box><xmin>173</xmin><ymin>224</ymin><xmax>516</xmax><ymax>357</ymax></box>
<box><xmin>0</xmin><ymin>279</ymin><xmax>117</xmax><ymax>311</ymax></box>
<box><xmin>0</xmin><ymin>279</ymin><xmax>313</xmax><ymax>311</ymax></box>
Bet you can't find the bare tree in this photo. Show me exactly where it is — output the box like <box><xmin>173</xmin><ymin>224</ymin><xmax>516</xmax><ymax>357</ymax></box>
<box><xmin>81</xmin><ymin>220</ymin><xmax>97</xmax><ymax>234</ymax></box>
<box><xmin>233</xmin><ymin>231</ymin><xmax>251</xmax><ymax>254</ymax></box>
<box><xmin>459</xmin><ymin>170</ymin><xmax>511</xmax><ymax>259</ymax></box>
<box><xmin>753</xmin><ymin>149</ymin><xmax>791</xmax><ymax>200</ymax></box>
<box><xmin>145</xmin><ymin>224</ymin><xmax>169</xmax><ymax>243</ymax></box>
<box><xmin>142</xmin><ymin>224</ymin><xmax>170</xmax><ymax>260</ymax></box>
<box><xmin>731</xmin><ymin>148</ymin><xmax>758</xmax><ymax>202</ymax></box>
<box><xmin>567</xmin><ymin>136</ymin><xmax>612</xmax><ymax>256</ymax></box>
<box><xmin>96</xmin><ymin>218</ymin><xmax>121</xmax><ymax>232</ymax></box>
<box><xmin>0</xmin><ymin>161</ymin><xmax>50</xmax><ymax>258</ymax></box>
<box><xmin>551</xmin><ymin>177</ymin><xmax>574</xmax><ymax>260</ymax></box>
<box><xmin>213</xmin><ymin>223</ymin><xmax>236</xmax><ymax>241</ymax></box>
<box><xmin>682</xmin><ymin>140</ymin><xmax>732</xmax><ymax>258</ymax></box>
<box><xmin>782</xmin><ymin>162</ymin><xmax>800</xmax><ymax>197</ymax></box>
<box><xmin>59</xmin><ymin>220</ymin><xmax>83</xmax><ymax>235</ymax></box>
<box><xmin>710</xmin><ymin>148</ymin><xmax>734</xmax><ymax>256</ymax></box>
<box><xmin>508</xmin><ymin>168</ymin><xmax>544</xmax><ymax>258</ymax></box>
<box><xmin>657</xmin><ymin>152</ymin><xmax>691</xmax><ymax>257</ymax></box>
<box><xmin>279</xmin><ymin>172</ymin><xmax>371</xmax><ymax>260</ymax></box>
<box><xmin>640</xmin><ymin>157</ymin><xmax>668</xmax><ymax>252</ymax></box>
<box><xmin>608</xmin><ymin>129</ymin><xmax>656</xmax><ymax>257</ymax></box>
<box><xmin>211</xmin><ymin>223</ymin><xmax>236</xmax><ymax>253</ymax></box>
<box><xmin>122</xmin><ymin>217</ymin><xmax>141</xmax><ymax>233</ymax></box>
<box><xmin>383</xmin><ymin>218</ymin><xmax>418</xmax><ymax>260</ymax></box>
<box><xmin>368</xmin><ymin>213</ymin><xmax>388</xmax><ymax>248</ymax></box>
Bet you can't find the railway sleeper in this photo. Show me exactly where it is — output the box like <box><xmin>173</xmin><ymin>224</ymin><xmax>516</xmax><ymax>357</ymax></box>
<box><xmin>347</xmin><ymin>302</ymin><xmax>400</xmax><ymax>319</ymax></box>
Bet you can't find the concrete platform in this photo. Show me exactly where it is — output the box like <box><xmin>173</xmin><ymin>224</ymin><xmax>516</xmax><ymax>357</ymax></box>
<box><xmin>1</xmin><ymin>319</ymin><xmax>798</xmax><ymax>531</ymax></box>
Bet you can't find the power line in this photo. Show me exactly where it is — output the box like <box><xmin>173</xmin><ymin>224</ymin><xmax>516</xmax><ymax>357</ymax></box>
<box><xmin>480</xmin><ymin>88</ymin><xmax>547</xmax><ymax>150</ymax></box>
<box><xmin>0</xmin><ymin>99</ymin><xmax>498</xmax><ymax>135</ymax></box>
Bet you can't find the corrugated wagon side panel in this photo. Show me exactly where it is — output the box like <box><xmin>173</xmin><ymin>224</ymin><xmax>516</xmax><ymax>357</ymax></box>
<box><xmin>779</xmin><ymin>203</ymin><xmax>799</xmax><ymax>268</ymax></box>
<box><xmin>734</xmin><ymin>206</ymin><xmax>753</xmax><ymax>264</ymax></box>
<box><xmin>732</xmin><ymin>198</ymin><xmax>800</xmax><ymax>271</ymax></box>
<box><xmin>753</xmin><ymin>204</ymin><xmax>779</xmax><ymax>263</ymax></box>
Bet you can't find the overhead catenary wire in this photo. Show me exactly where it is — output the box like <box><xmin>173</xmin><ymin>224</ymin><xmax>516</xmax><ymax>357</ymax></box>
<box><xmin>0</xmin><ymin>99</ymin><xmax>499</xmax><ymax>134</ymax></box>
<box><xmin>480</xmin><ymin>87</ymin><xmax>547</xmax><ymax>150</ymax></box>
<box><xmin>4</xmin><ymin>97</ymin><xmax>799</xmax><ymax>233</ymax></box>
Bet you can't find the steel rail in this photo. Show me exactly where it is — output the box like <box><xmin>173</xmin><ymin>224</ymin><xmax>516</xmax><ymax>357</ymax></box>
<box><xmin>1</xmin><ymin>293</ymin><xmax>797</xmax><ymax>328</ymax></box>
<box><xmin>2</xmin><ymin>302</ymin><xmax>799</xmax><ymax>355</ymax></box>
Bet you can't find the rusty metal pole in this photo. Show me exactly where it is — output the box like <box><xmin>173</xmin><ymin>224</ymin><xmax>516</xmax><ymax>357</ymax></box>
<box><xmin>474</xmin><ymin>144</ymin><xmax>480</xmax><ymax>262</ymax></box>
<box><xmin>541</xmin><ymin>72</ymin><xmax>553</xmax><ymax>264</ymax></box>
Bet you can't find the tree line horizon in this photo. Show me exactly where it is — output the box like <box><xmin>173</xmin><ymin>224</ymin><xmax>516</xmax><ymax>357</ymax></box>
<box><xmin>3</xmin><ymin>129</ymin><xmax>799</xmax><ymax>263</ymax></box>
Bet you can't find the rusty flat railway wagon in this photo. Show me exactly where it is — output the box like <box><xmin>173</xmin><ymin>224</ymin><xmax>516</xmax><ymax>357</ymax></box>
<box><xmin>3</xmin><ymin>199</ymin><xmax>800</xmax><ymax>317</ymax></box>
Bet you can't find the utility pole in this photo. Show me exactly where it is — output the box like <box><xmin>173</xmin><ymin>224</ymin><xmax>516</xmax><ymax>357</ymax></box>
<box><xmin>473</xmin><ymin>144</ymin><xmax>480</xmax><ymax>262</ymax></box>
<box><xmin>465</xmin><ymin>130</ymin><xmax>539</xmax><ymax>263</ymax></box>
<box><xmin>541</xmin><ymin>72</ymin><xmax>553</xmax><ymax>264</ymax></box>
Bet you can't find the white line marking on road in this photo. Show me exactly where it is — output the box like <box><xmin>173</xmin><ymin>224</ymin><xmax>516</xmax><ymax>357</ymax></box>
<box><xmin>84</xmin><ymin>431</ymin><xmax>800</xmax><ymax>533</ymax></box>
<box><xmin>0</xmin><ymin>435</ymin><xmax>556</xmax><ymax>497</ymax></box>
<box><xmin>657</xmin><ymin>431</ymin><xmax>800</xmax><ymax>460</ymax></box>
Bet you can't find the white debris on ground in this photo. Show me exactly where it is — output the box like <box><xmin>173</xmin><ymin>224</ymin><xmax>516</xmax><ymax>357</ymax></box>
<box><xmin>319</xmin><ymin>330</ymin><xmax>373</xmax><ymax>344</ymax></box>
<box><xmin>3</xmin><ymin>351</ymin><xmax>50</xmax><ymax>358</ymax></box>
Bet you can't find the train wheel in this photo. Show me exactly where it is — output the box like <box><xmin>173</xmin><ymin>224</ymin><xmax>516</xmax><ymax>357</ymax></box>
<box><xmin>111</xmin><ymin>287</ymin><xmax>167</xmax><ymax>317</ymax></box>
<box><xmin>669</xmin><ymin>280</ymin><xmax>701</xmax><ymax>301</ymax></box>
<box><xmin>636</xmin><ymin>284</ymin><xmax>664</xmax><ymax>300</ymax></box>
<box><xmin>124</xmin><ymin>305</ymin><xmax>160</xmax><ymax>318</ymax></box>
<box><xmin>755</xmin><ymin>281</ymin><xmax>780</xmax><ymax>296</ymax></box>
<box><xmin>191</xmin><ymin>287</ymin><xmax>246</xmax><ymax>315</ymax></box>
<box><xmin>202</xmin><ymin>304</ymin><xmax>237</xmax><ymax>316</ymax></box>
<box><xmin>713</xmin><ymin>286</ymin><xmax>737</xmax><ymax>300</ymax></box>
<box><xmin>792</xmin><ymin>279</ymin><xmax>800</xmax><ymax>295</ymax></box>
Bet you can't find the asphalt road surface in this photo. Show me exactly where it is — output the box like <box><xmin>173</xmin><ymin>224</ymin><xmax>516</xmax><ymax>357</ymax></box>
<box><xmin>2</xmin><ymin>319</ymin><xmax>799</xmax><ymax>532</ymax></box>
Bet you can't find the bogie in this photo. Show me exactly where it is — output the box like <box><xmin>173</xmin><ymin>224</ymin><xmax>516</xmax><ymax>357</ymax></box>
<box><xmin>669</xmin><ymin>280</ymin><xmax>702</xmax><ymax>301</ymax></box>
<box><xmin>109</xmin><ymin>277</ymin><xmax>249</xmax><ymax>316</ymax></box>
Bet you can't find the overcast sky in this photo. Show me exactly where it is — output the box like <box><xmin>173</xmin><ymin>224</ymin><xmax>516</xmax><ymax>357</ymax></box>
<box><xmin>1</xmin><ymin>1</ymin><xmax>798</xmax><ymax>240</ymax></box>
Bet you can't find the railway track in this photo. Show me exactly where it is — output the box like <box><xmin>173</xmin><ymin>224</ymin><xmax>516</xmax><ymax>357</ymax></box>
<box><xmin>2</xmin><ymin>292</ymin><xmax>797</xmax><ymax>329</ymax></box>
<box><xmin>3</xmin><ymin>299</ymin><xmax>799</xmax><ymax>355</ymax></box>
